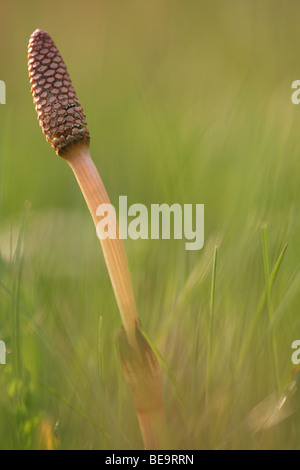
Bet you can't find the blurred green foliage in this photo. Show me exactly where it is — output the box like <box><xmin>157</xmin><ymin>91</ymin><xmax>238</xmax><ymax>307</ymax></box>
<box><xmin>0</xmin><ymin>0</ymin><xmax>300</xmax><ymax>449</ymax></box>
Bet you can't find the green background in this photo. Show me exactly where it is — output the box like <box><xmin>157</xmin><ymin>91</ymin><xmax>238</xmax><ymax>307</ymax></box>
<box><xmin>0</xmin><ymin>0</ymin><xmax>300</xmax><ymax>449</ymax></box>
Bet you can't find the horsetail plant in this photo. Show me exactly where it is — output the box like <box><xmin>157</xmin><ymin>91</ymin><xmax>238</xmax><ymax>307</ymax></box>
<box><xmin>28</xmin><ymin>29</ymin><xmax>169</xmax><ymax>449</ymax></box>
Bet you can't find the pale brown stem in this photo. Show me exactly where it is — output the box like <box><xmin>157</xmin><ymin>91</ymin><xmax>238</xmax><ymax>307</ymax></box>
<box><xmin>138</xmin><ymin>408</ymin><xmax>170</xmax><ymax>450</ymax></box>
<box><xmin>64</xmin><ymin>142</ymin><xmax>169</xmax><ymax>449</ymax></box>
<box><xmin>116</xmin><ymin>327</ymin><xmax>170</xmax><ymax>450</ymax></box>
<box><xmin>64</xmin><ymin>143</ymin><xmax>139</xmax><ymax>345</ymax></box>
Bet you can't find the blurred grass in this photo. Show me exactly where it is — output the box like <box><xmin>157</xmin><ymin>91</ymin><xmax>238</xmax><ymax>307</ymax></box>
<box><xmin>1</xmin><ymin>0</ymin><xmax>300</xmax><ymax>449</ymax></box>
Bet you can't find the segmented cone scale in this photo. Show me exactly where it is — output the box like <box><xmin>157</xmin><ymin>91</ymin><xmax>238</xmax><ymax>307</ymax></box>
<box><xmin>28</xmin><ymin>29</ymin><xmax>90</xmax><ymax>156</ymax></box>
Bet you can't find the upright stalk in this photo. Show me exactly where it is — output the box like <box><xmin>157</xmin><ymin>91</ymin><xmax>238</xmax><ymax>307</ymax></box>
<box><xmin>66</xmin><ymin>144</ymin><xmax>138</xmax><ymax>344</ymax></box>
<box><xmin>28</xmin><ymin>28</ymin><xmax>169</xmax><ymax>449</ymax></box>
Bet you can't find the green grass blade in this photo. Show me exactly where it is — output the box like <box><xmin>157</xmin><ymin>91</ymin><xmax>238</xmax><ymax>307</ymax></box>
<box><xmin>38</xmin><ymin>380</ymin><xmax>110</xmax><ymax>439</ymax></box>
<box><xmin>98</xmin><ymin>315</ymin><xmax>104</xmax><ymax>386</ymax></box>
<box><xmin>114</xmin><ymin>331</ymin><xmax>125</xmax><ymax>427</ymax></box>
<box><xmin>238</xmin><ymin>240</ymin><xmax>288</xmax><ymax>372</ymax></box>
<box><xmin>140</xmin><ymin>327</ymin><xmax>187</xmax><ymax>410</ymax></box>
<box><xmin>11</xmin><ymin>204</ymin><xmax>30</xmax><ymax>379</ymax></box>
<box><xmin>206</xmin><ymin>245</ymin><xmax>218</xmax><ymax>408</ymax></box>
<box><xmin>261</xmin><ymin>224</ymin><xmax>280</xmax><ymax>391</ymax></box>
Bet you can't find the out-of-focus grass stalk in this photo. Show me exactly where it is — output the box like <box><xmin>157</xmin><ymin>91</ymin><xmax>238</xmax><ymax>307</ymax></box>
<box><xmin>261</xmin><ymin>224</ymin><xmax>280</xmax><ymax>392</ymax></box>
<box><xmin>237</xmin><ymin>241</ymin><xmax>288</xmax><ymax>372</ymax></box>
<box><xmin>98</xmin><ymin>316</ymin><xmax>104</xmax><ymax>386</ymax></box>
<box><xmin>11</xmin><ymin>205</ymin><xmax>29</xmax><ymax>379</ymax></box>
<box><xmin>0</xmin><ymin>111</ymin><xmax>12</xmax><ymax>227</ymax></box>
<box><xmin>9</xmin><ymin>204</ymin><xmax>29</xmax><ymax>448</ymax></box>
<box><xmin>206</xmin><ymin>245</ymin><xmax>218</xmax><ymax>408</ymax></box>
